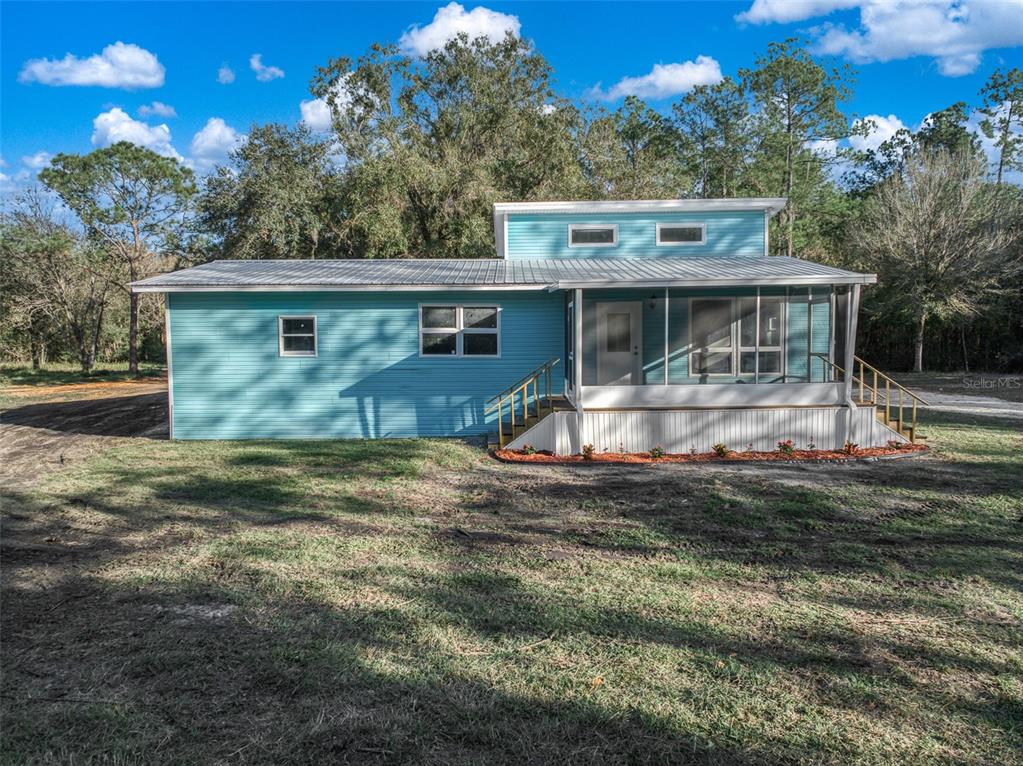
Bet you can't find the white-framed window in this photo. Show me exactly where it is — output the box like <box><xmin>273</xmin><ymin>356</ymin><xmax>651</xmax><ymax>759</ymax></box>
<box><xmin>419</xmin><ymin>304</ymin><xmax>500</xmax><ymax>358</ymax></box>
<box><xmin>690</xmin><ymin>298</ymin><xmax>734</xmax><ymax>376</ymax></box>
<box><xmin>738</xmin><ymin>296</ymin><xmax>784</xmax><ymax>377</ymax></box>
<box><xmin>278</xmin><ymin>316</ymin><xmax>317</xmax><ymax>357</ymax></box>
<box><xmin>656</xmin><ymin>222</ymin><xmax>705</xmax><ymax>246</ymax></box>
<box><xmin>568</xmin><ymin>223</ymin><xmax>618</xmax><ymax>248</ymax></box>
<box><xmin>689</xmin><ymin>295</ymin><xmax>786</xmax><ymax>378</ymax></box>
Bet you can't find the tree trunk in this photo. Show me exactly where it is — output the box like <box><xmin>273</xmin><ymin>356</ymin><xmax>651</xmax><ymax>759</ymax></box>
<box><xmin>960</xmin><ymin>323</ymin><xmax>970</xmax><ymax>373</ymax></box>
<box><xmin>913</xmin><ymin>314</ymin><xmax>926</xmax><ymax>373</ymax></box>
<box><xmin>129</xmin><ymin>290</ymin><xmax>139</xmax><ymax>376</ymax></box>
<box><xmin>30</xmin><ymin>335</ymin><xmax>45</xmax><ymax>370</ymax></box>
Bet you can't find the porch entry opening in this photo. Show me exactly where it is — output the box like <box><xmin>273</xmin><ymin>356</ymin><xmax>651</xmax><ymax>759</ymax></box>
<box><xmin>596</xmin><ymin>302</ymin><xmax>642</xmax><ymax>385</ymax></box>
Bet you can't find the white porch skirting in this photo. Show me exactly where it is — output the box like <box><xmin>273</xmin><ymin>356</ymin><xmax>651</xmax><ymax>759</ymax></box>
<box><xmin>506</xmin><ymin>406</ymin><xmax>901</xmax><ymax>455</ymax></box>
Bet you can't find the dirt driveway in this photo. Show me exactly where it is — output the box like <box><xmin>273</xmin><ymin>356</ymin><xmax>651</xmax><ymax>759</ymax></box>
<box><xmin>0</xmin><ymin>380</ymin><xmax>168</xmax><ymax>489</ymax></box>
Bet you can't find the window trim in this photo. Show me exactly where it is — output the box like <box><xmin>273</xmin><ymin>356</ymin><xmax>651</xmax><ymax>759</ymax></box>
<box><xmin>688</xmin><ymin>297</ymin><xmax>735</xmax><ymax>377</ymax></box>
<box><xmin>688</xmin><ymin>294</ymin><xmax>787</xmax><ymax>380</ymax></box>
<box><xmin>738</xmin><ymin>295</ymin><xmax>785</xmax><ymax>381</ymax></box>
<box><xmin>418</xmin><ymin>303</ymin><xmax>501</xmax><ymax>359</ymax></box>
<box><xmin>568</xmin><ymin>223</ymin><xmax>619</xmax><ymax>249</ymax></box>
<box><xmin>278</xmin><ymin>315</ymin><xmax>317</xmax><ymax>358</ymax></box>
<box><xmin>656</xmin><ymin>222</ymin><xmax>706</xmax><ymax>247</ymax></box>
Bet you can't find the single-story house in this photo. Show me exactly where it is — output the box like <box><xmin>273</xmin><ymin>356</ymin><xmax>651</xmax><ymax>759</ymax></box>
<box><xmin>132</xmin><ymin>198</ymin><xmax>921</xmax><ymax>453</ymax></box>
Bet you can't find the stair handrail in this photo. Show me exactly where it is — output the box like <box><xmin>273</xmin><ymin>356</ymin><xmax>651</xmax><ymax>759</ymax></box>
<box><xmin>811</xmin><ymin>354</ymin><xmax>927</xmax><ymax>443</ymax></box>
<box><xmin>485</xmin><ymin>357</ymin><xmax>560</xmax><ymax>449</ymax></box>
<box><xmin>485</xmin><ymin>357</ymin><xmax>560</xmax><ymax>410</ymax></box>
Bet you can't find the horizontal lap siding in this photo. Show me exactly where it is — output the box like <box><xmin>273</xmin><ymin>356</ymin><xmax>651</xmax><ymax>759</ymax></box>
<box><xmin>506</xmin><ymin>211</ymin><xmax>766</xmax><ymax>259</ymax></box>
<box><xmin>168</xmin><ymin>290</ymin><xmax>564</xmax><ymax>439</ymax></box>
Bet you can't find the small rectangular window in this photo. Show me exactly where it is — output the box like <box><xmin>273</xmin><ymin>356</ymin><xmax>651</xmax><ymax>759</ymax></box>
<box><xmin>420</xmin><ymin>305</ymin><xmax>500</xmax><ymax>357</ymax></box>
<box><xmin>657</xmin><ymin>223</ymin><xmax>705</xmax><ymax>246</ymax></box>
<box><xmin>279</xmin><ymin>316</ymin><xmax>317</xmax><ymax>357</ymax></box>
<box><xmin>569</xmin><ymin>224</ymin><xmax>618</xmax><ymax>248</ymax></box>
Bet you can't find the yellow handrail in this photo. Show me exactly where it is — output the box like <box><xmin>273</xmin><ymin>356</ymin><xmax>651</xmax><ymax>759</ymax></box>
<box><xmin>485</xmin><ymin>357</ymin><xmax>561</xmax><ymax>448</ymax></box>
<box><xmin>811</xmin><ymin>354</ymin><xmax>927</xmax><ymax>442</ymax></box>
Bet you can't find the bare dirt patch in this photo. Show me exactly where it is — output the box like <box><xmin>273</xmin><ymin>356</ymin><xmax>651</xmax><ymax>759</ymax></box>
<box><xmin>0</xmin><ymin>382</ymin><xmax>168</xmax><ymax>488</ymax></box>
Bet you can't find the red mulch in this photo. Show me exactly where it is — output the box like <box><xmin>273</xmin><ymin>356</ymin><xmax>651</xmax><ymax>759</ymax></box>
<box><xmin>494</xmin><ymin>444</ymin><xmax>928</xmax><ymax>464</ymax></box>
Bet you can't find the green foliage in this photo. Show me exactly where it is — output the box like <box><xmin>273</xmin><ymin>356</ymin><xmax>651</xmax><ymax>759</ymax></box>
<box><xmin>311</xmin><ymin>34</ymin><xmax>584</xmax><ymax>258</ymax></box>
<box><xmin>649</xmin><ymin>445</ymin><xmax>665</xmax><ymax>459</ymax></box>
<box><xmin>777</xmin><ymin>439</ymin><xmax>795</xmax><ymax>455</ymax></box>
<box><xmin>200</xmin><ymin>124</ymin><xmax>343</xmax><ymax>260</ymax></box>
<box><xmin>712</xmin><ymin>442</ymin><xmax>730</xmax><ymax>457</ymax></box>
<box><xmin>39</xmin><ymin>142</ymin><xmax>195</xmax><ymax>373</ymax></box>
<box><xmin>978</xmin><ymin>67</ymin><xmax>1023</xmax><ymax>186</ymax></box>
<box><xmin>581</xmin><ymin>443</ymin><xmax>595</xmax><ymax>460</ymax></box>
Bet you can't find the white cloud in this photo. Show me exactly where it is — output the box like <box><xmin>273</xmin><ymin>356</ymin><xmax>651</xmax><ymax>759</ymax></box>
<box><xmin>91</xmin><ymin>107</ymin><xmax>181</xmax><ymax>160</ymax></box>
<box><xmin>737</xmin><ymin>0</ymin><xmax>861</xmax><ymax>24</ymax></box>
<box><xmin>249</xmin><ymin>54</ymin><xmax>284</xmax><ymax>82</ymax></box>
<box><xmin>737</xmin><ymin>0</ymin><xmax>1023</xmax><ymax>77</ymax></box>
<box><xmin>399</xmin><ymin>2</ymin><xmax>521</xmax><ymax>56</ymax></box>
<box><xmin>591</xmin><ymin>56</ymin><xmax>723</xmax><ymax>100</ymax></box>
<box><xmin>189</xmin><ymin>118</ymin><xmax>245</xmax><ymax>171</ymax></box>
<box><xmin>138</xmin><ymin>101</ymin><xmax>177</xmax><ymax>119</ymax></box>
<box><xmin>300</xmin><ymin>97</ymin><xmax>334</xmax><ymax>132</ymax></box>
<box><xmin>850</xmin><ymin>113</ymin><xmax>908</xmax><ymax>152</ymax></box>
<box><xmin>218</xmin><ymin>64</ymin><xmax>236</xmax><ymax>85</ymax></box>
<box><xmin>19</xmin><ymin>41</ymin><xmax>164</xmax><ymax>88</ymax></box>
<box><xmin>21</xmin><ymin>151</ymin><xmax>53</xmax><ymax>170</ymax></box>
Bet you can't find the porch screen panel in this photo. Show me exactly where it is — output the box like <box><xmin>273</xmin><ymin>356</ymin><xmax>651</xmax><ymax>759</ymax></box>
<box><xmin>666</xmin><ymin>290</ymin><xmax>689</xmax><ymax>383</ymax></box>
<box><xmin>690</xmin><ymin>298</ymin><xmax>733</xmax><ymax>376</ymax></box>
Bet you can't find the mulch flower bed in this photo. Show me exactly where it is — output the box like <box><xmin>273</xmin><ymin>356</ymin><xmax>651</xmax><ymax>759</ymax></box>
<box><xmin>494</xmin><ymin>443</ymin><xmax>928</xmax><ymax>464</ymax></box>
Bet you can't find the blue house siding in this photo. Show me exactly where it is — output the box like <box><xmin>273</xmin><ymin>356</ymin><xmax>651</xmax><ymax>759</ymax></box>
<box><xmin>505</xmin><ymin>211</ymin><xmax>766</xmax><ymax>259</ymax></box>
<box><xmin>168</xmin><ymin>290</ymin><xmax>564</xmax><ymax>439</ymax></box>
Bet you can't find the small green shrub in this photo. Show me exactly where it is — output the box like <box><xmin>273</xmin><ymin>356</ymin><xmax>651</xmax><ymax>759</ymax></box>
<box><xmin>886</xmin><ymin>439</ymin><xmax>904</xmax><ymax>450</ymax></box>
<box><xmin>777</xmin><ymin>439</ymin><xmax>795</xmax><ymax>455</ymax></box>
<box><xmin>649</xmin><ymin>446</ymin><xmax>665</xmax><ymax>459</ymax></box>
<box><xmin>581</xmin><ymin>443</ymin><xmax>595</xmax><ymax>460</ymax></box>
<box><xmin>712</xmin><ymin>443</ymin><xmax>729</xmax><ymax>457</ymax></box>
<box><xmin>844</xmin><ymin>441</ymin><xmax>859</xmax><ymax>455</ymax></box>
<box><xmin>806</xmin><ymin>436</ymin><xmax>817</xmax><ymax>451</ymax></box>
<box><xmin>521</xmin><ymin>444</ymin><xmax>537</xmax><ymax>455</ymax></box>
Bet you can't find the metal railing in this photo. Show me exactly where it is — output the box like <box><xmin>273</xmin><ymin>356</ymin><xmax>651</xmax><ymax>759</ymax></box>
<box><xmin>485</xmin><ymin>357</ymin><xmax>560</xmax><ymax>448</ymax></box>
<box><xmin>814</xmin><ymin>354</ymin><xmax>928</xmax><ymax>442</ymax></box>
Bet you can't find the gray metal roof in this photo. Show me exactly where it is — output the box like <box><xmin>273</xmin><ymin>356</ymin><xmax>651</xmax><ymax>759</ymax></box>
<box><xmin>132</xmin><ymin>256</ymin><xmax>876</xmax><ymax>292</ymax></box>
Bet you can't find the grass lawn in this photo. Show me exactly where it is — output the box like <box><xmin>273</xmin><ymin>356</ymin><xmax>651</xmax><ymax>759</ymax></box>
<box><xmin>0</xmin><ymin>361</ymin><xmax>166</xmax><ymax>388</ymax></box>
<box><xmin>1</xmin><ymin>396</ymin><xmax>1021</xmax><ymax>763</ymax></box>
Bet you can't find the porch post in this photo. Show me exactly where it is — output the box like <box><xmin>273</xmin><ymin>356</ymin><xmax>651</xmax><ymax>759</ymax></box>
<box><xmin>574</xmin><ymin>288</ymin><xmax>585</xmax><ymax>453</ymax></box>
<box><xmin>843</xmin><ymin>284</ymin><xmax>861</xmax><ymax>446</ymax></box>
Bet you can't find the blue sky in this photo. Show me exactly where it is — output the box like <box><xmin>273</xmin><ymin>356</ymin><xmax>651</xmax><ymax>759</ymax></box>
<box><xmin>2</xmin><ymin>0</ymin><xmax>1022</xmax><ymax>189</ymax></box>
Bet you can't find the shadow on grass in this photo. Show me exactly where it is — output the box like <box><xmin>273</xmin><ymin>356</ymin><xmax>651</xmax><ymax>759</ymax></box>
<box><xmin>1</xmin><ymin>393</ymin><xmax>168</xmax><ymax>438</ymax></box>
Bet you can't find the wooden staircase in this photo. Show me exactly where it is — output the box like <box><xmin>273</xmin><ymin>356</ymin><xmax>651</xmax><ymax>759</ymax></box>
<box><xmin>485</xmin><ymin>358</ymin><xmax>565</xmax><ymax>448</ymax></box>
<box><xmin>822</xmin><ymin>355</ymin><xmax>928</xmax><ymax>443</ymax></box>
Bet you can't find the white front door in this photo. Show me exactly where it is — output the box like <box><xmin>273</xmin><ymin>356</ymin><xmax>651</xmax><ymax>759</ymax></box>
<box><xmin>596</xmin><ymin>302</ymin><xmax>642</xmax><ymax>385</ymax></box>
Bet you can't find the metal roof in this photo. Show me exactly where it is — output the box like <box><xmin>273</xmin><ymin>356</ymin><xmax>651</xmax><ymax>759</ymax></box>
<box><xmin>131</xmin><ymin>256</ymin><xmax>876</xmax><ymax>293</ymax></box>
<box><xmin>492</xmin><ymin>198</ymin><xmax>788</xmax><ymax>215</ymax></box>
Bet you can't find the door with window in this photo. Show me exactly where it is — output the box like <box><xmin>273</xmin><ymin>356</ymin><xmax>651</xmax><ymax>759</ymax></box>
<box><xmin>596</xmin><ymin>302</ymin><xmax>642</xmax><ymax>385</ymax></box>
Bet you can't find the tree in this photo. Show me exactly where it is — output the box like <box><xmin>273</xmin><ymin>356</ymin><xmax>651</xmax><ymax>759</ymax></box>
<box><xmin>0</xmin><ymin>189</ymin><xmax>114</xmax><ymax>371</ymax></box>
<box><xmin>673</xmin><ymin>77</ymin><xmax>751</xmax><ymax>198</ymax></box>
<box><xmin>742</xmin><ymin>39</ymin><xmax>856</xmax><ymax>257</ymax></box>
<box><xmin>40</xmin><ymin>142</ymin><xmax>196</xmax><ymax>374</ymax></box>
<box><xmin>200</xmin><ymin>124</ymin><xmax>343</xmax><ymax>260</ymax></box>
<box><xmin>915</xmin><ymin>102</ymin><xmax>981</xmax><ymax>157</ymax></box>
<box><xmin>580</xmin><ymin>97</ymin><xmax>687</xmax><ymax>199</ymax></box>
<box><xmin>311</xmin><ymin>34</ymin><xmax>583</xmax><ymax>258</ymax></box>
<box><xmin>852</xmin><ymin>150</ymin><xmax>1021</xmax><ymax>371</ymax></box>
<box><xmin>978</xmin><ymin>68</ymin><xmax>1023</xmax><ymax>186</ymax></box>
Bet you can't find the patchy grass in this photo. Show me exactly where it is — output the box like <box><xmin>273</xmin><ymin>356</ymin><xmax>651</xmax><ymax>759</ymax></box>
<box><xmin>1</xmin><ymin>403</ymin><xmax>1021</xmax><ymax>764</ymax></box>
<box><xmin>0</xmin><ymin>361</ymin><xmax>166</xmax><ymax>389</ymax></box>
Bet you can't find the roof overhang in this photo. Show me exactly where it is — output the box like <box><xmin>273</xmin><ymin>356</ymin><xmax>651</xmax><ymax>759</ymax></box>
<box><xmin>552</xmin><ymin>274</ymin><xmax>877</xmax><ymax>290</ymax></box>
<box><xmin>493</xmin><ymin>198</ymin><xmax>788</xmax><ymax>216</ymax></box>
